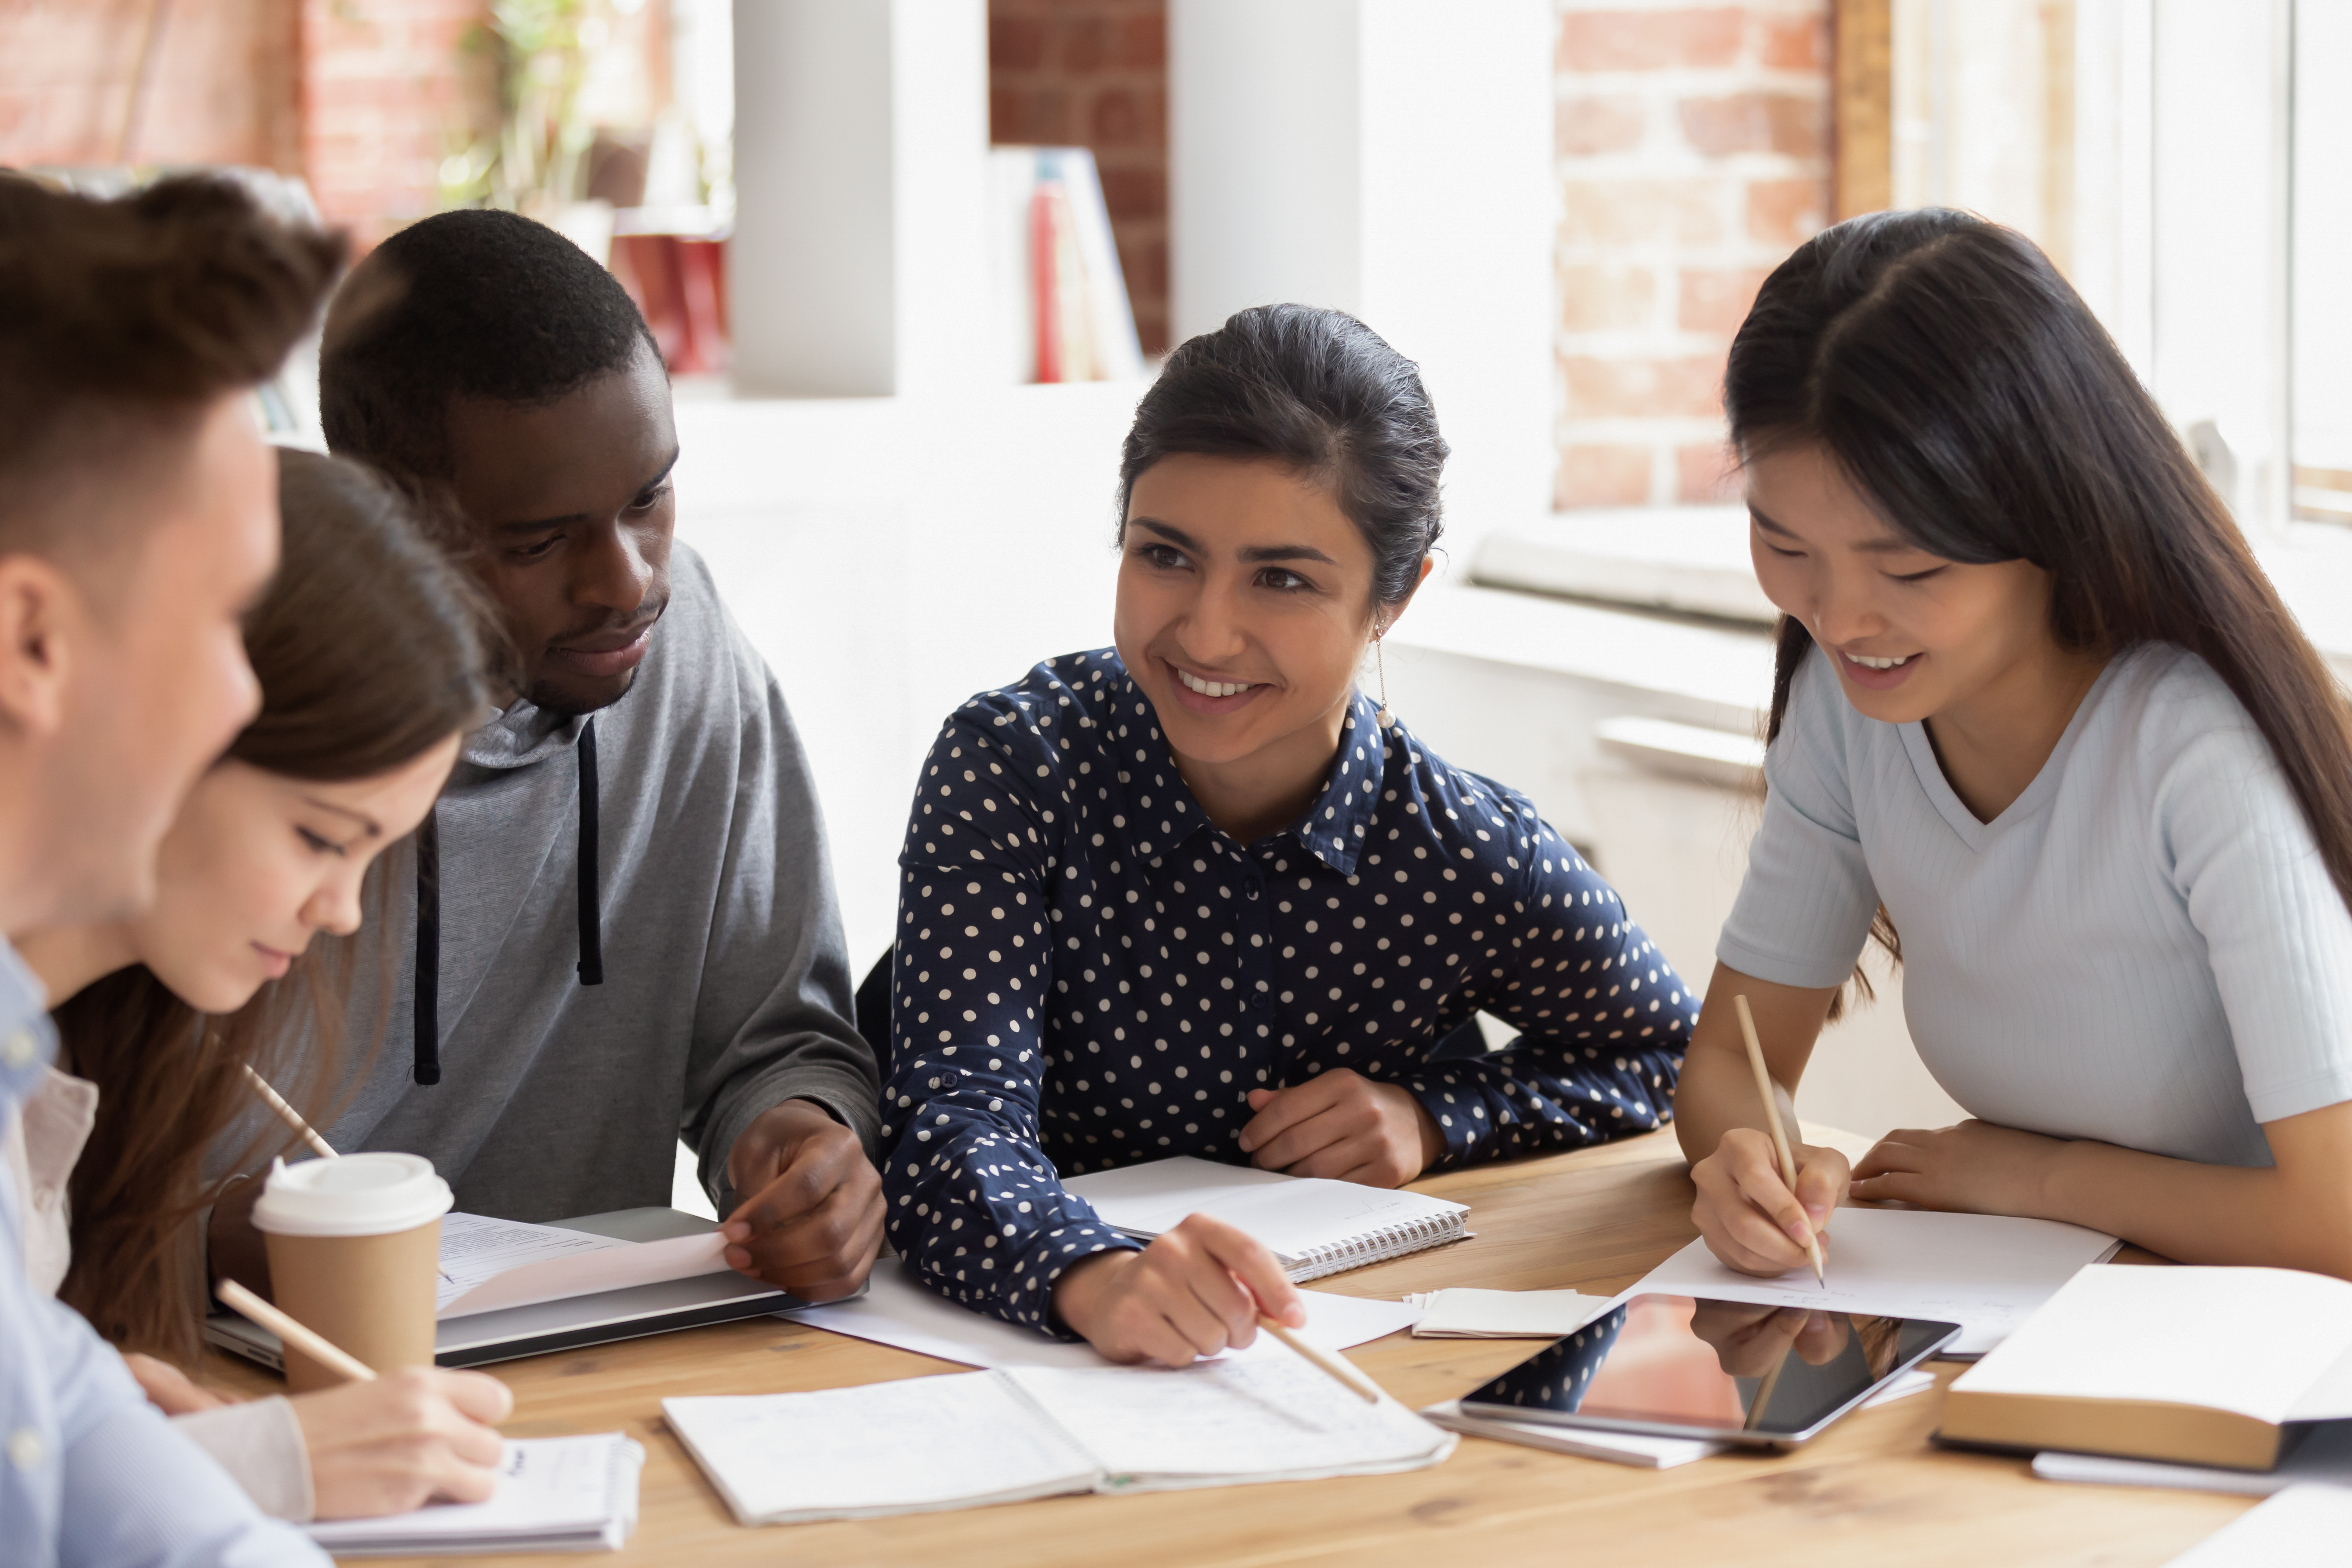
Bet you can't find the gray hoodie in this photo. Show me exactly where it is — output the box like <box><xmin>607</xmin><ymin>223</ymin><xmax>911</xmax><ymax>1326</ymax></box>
<box><xmin>320</xmin><ymin>541</ymin><xmax>879</xmax><ymax>1220</ymax></box>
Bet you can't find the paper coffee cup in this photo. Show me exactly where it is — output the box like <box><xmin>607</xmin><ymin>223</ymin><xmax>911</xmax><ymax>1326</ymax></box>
<box><xmin>252</xmin><ymin>1152</ymin><xmax>452</xmax><ymax>1392</ymax></box>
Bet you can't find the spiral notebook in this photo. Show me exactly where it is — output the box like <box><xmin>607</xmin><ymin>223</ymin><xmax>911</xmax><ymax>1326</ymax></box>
<box><xmin>1063</xmin><ymin>1157</ymin><xmax>1469</xmax><ymax>1282</ymax></box>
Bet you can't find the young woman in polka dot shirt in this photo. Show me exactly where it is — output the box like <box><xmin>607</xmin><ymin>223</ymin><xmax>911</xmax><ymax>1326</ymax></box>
<box><xmin>881</xmin><ymin>305</ymin><xmax>1696</xmax><ymax>1365</ymax></box>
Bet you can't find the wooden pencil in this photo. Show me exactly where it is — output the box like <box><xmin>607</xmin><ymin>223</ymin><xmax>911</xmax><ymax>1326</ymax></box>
<box><xmin>216</xmin><ymin>1279</ymin><xmax>377</xmax><ymax>1385</ymax></box>
<box><xmin>1258</xmin><ymin>1316</ymin><xmax>1383</xmax><ymax>1404</ymax></box>
<box><xmin>240</xmin><ymin>1064</ymin><xmax>337</xmax><ymax>1161</ymax></box>
<box><xmin>1732</xmin><ymin>993</ymin><xmax>1827</xmax><ymax>1286</ymax></box>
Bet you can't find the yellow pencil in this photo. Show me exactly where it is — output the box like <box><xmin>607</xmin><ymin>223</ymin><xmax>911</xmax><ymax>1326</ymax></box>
<box><xmin>1257</xmin><ymin>1316</ymin><xmax>1382</xmax><ymax>1404</ymax></box>
<box><xmin>216</xmin><ymin>1279</ymin><xmax>377</xmax><ymax>1385</ymax></box>
<box><xmin>1733</xmin><ymin>994</ymin><xmax>1827</xmax><ymax>1286</ymax></box>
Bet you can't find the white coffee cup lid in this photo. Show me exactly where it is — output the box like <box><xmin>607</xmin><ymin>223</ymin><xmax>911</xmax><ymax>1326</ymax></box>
<box><xmin>252</xmin><ymin>1152</ymin><xmax>453</xmax><ymax>1238</ymax></box>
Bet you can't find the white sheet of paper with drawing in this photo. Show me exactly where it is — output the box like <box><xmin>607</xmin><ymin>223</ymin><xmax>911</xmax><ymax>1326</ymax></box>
<box><xmin>1625</xmin><ymin>1207</ymin><xmax>2122</xmax><ymax>1356</ymax></box>
<box><xmin>435</xmin><ymin>1213</ymin><xmax>729</xmax><ymax>1319</ymax></box>
<box><xmin>663</xmin><ymin>1356</ymin><xmax>1455</xmax><ymax>1525</ymax></box>
<box><xmin>781</xmin><ymin>1258</ymin><xmax>1419</xmax><ymax>1369</ymax></box>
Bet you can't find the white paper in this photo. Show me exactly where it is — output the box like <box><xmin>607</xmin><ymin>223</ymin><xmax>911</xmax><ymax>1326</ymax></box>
<box><xmin>1007</xmin><ymin>1356</ymin><xmax>1451</xmax><ymax>1486</ymax></box>
<box><xmin>1628</xmin><ymin>1207</ymin><xmax>2122</xmax><ymax>1356</ymax></box>
<box><xmin>2165</xmin><ymin>1484</ymin><xmax>2352</xmax><ymax>1566</ymax></box>
<box><xmin>1409</xmin><ymin>1288</ymin><xmax>1614</xmax><ymax>1338</ymax></box>
<box><xmin>666</xmin><ymin>1372</ymin><xmax>1100</xmax><ymax>1526</ymax></box>
<box><xmin>435</xmin><ymin>1213</ymin><xmax>730</xmax><ymax>1320</ymax></box>
<box><xmin>1063</xmin><ymin>1156</ymin><xmax>1466</xmax><ymax>1260</ymax></box>
<box><xmin>305</xmin><ymin>1433</ymin><xmax>642</xmax><ymax>1552</ymax></box>
<box><xmin>2034</xmin><ymin>1424</ymin><xmax>2352</xmax><ymax>1498</ymax></box>
<box><xmin>1955</xmin><ymin>1266</ymin><xmax>2352</xmax><ymax>1426</ymax></box>
<box><xmin>781</xmin><ymin>1260</ymin><xmax>1418</xmax><ymax>1370</ymax></box>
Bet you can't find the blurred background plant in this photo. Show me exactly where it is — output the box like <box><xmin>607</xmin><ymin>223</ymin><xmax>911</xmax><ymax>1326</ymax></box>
<box><xmin>436</xmin><ymin>0</ymin><xmax>595</xmax><ymax>217</ymax></box>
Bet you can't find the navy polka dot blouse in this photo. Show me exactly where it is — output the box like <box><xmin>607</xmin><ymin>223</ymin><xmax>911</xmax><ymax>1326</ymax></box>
<box><xmin>881</xmin><ymin>650</ymin><xmax>1694</xmax><ymax>1332</ymax></box>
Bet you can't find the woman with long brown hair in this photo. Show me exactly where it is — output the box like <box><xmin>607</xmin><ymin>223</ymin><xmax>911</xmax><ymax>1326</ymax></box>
<box><xmin>1674</xmin><ymin>209</ymin><xmax>2352</xmax><ymax>1279</ymax></box>
<box><xmin>6</xmin><ymin>447</ymin><xmax>511</xmax><ymax>1521</ymax></box>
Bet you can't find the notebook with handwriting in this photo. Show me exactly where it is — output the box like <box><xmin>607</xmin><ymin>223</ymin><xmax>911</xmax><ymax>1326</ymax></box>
<box><xmin>662</xmin><ymin>1357</ymin><xmax>1456</xmax><ymax>1525</ymax></box>
<box><xmin>304</xmin><ymin>1433</ymin><xmax>641</xmax><ymax>1555</ymax></box>
<box><xmin>1062</xmin><ymin>1157</ymin><xmax>1468</xmax><ymax>1282</ymax></box>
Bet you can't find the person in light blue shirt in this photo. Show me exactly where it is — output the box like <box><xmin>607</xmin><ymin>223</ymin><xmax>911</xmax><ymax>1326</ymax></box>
<box><xmin>0</xmin><ymin>175</ymin><xmax>340</xmax><ymax>1566</ymax></box>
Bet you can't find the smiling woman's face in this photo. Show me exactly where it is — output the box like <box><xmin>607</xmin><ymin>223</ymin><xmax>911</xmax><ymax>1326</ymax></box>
<box><xmin>121</xmin><ymin>735</ymin><xmax>461</xmax><ymax>1014</ymax></box>
<box><xmin>1112</xmin><ymin>454</ymin><xmax>1390</xmax><ymax>773</ymax></box>
<box><xmin>1746</xmin><ymin>441</ymin><xmax>2056</xmax><ymax>726</ymax></box>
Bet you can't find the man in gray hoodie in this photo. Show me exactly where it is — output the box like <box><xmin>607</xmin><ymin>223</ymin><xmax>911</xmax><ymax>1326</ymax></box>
<box><xmin>212</xmin><ymin>209</ymin><xmax>883</xmax><ymax>1301</ymax></box>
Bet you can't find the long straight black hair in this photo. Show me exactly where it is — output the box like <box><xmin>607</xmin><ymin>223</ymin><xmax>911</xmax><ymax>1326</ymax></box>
<box><xmin>1726</xmin><ymin>208</ymin><xmax>2352</xmax><ymax>991</ymax></box>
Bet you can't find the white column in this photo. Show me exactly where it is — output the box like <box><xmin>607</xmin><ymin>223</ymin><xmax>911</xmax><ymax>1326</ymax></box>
<box><xmin>729</xmin><ymin>0</ymin><xmax>991</xmax><ymax>397</ymax></box>
<box><xmin>1169</xmin><ymin>0</ymin><xmax>1557</xmax><ymax>554</ymax></box>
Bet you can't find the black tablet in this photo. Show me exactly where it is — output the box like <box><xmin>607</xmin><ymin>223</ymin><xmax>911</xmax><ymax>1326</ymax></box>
<box><xmin>1455</xmin><ymin>1294</ymin><xmax>1962</xmax><ymax>1448</ymax></box>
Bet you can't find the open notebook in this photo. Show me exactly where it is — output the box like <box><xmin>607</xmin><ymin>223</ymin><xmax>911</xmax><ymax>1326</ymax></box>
<box><xmin>1063</xmin><ymin>1157</ymin><xmax>1469</xmax><ymax>1282</ymax></box>
<box><xmin>664</xmin><ymin>1356</ymin><xmax>1456</xmax><ymax>1525</ymax></box>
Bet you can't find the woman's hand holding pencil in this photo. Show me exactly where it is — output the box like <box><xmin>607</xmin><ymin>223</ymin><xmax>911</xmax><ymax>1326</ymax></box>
<box><xmin>1686</xmin><ymin>995</ymin><xmax>1850</xmax><ymax>1279</ymax></box>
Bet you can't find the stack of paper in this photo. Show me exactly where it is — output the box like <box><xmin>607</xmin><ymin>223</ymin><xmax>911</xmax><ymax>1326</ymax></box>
<box><xmin>1406</xmin><ymin>1288</ymin><xmax>1612</xmax><ymax>1338</ymax></box>
<box><xmin>1624</xmin><ymin>1207</ymin><xmax>2121</xmax><ymax>1356</ymax></box>
<box><xmin>304</xmin><ymin>1433</ymin><xmax>642</xmax><ymax>1556</ymax></box>
<box><xmin>665</xmin><ymin>1357</ymin><xmax>1455</xmax><ymax>1525</ymax></box>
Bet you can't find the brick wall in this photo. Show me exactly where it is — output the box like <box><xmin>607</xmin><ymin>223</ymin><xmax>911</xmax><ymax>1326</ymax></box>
<box><xmin>300</xmin><ymin>0</ymin><xmax>491</xmax><ymax>251</ymax></box>
<box><xmin>0</xmin><ymin>0</ymin><xmax>300</xmax><ymax>172</ymax></box>
<box><xmin>1553</xmin><ymin>1</ymin><xmax>1832</xmax><ymax>508</ymax></box>
<box><xmin>988</xmin><ymin>0</ymin><xmax>1170</xmax><ymax>356</ymax></box>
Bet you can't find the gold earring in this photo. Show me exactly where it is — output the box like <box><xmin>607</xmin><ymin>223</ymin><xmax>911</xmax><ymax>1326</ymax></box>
<box><xmin>1374</xmin><ymin>621</ymin><xmax>1394</xmax><ymax>728</ymax></box>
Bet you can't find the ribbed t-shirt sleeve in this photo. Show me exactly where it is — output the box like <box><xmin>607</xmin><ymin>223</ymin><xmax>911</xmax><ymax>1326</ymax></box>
<box><xmin>1716</xmin><ymin>648</ymin><xmax>1882</xmax><ymax>989</ymax></box>
<box><xmin>2158</xmin><ymin>696</ymin><xmax>2352</xmax><ymax>1126</ymax></box>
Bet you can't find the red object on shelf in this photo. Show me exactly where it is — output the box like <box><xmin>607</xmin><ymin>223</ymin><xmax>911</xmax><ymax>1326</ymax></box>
<box><xmin>613</xmin><ymin>234</ymin><xmax>730</xmax><ymax>376</ymax></box>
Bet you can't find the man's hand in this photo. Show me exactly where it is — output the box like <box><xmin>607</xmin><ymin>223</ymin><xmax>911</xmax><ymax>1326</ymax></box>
<box><xmin>1849</xmin><ymin>1120</ymin><xmax>2064</xmax><ymax>1215</ymax></box>
<box><xmin>1236</xmin><ymin>1068</ymin><xmax>1442</xmax><ymax>1186</ymax></box>
<box><xmin>290</xmin><ymin>1367</ymin><xmax>512</xmax><ymax>1520</ymax></box>
<box><xmin>722</xmin><ymin>1099</ymin><xmax>883</xmax><ymax>1301</ymax></box>
<box><xmin>1050</xmin><ymin>1214</ymin><xmax>1304</xmax><ymax>1368</ymax></box>
<box><xmin>1690</xmin><ymin>1128</ymin><xmax>1850</xmax><ymax>1276</ymax></box>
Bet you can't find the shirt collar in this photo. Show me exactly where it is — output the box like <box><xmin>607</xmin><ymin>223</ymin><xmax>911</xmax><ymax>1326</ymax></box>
<box><xmin>0</xmin><ymin>936</ymin><xmax>57</xmax><ymax>1114</ymax></box>
<box><xmin>1104</xmin><ymin>666</ymin><xmax>1387</xmax><ymax>877</ymax></box>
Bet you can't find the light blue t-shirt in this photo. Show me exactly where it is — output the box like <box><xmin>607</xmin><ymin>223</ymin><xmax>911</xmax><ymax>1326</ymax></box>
<box><xmin>1719</xmin><ymin>641</ymin><xmax>2352</xmax><ymax>1166</ymax></box>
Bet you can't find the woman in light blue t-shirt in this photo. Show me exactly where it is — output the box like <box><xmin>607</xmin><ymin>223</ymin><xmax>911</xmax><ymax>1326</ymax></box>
<box><xmin>1676</xmin><ymin>208</ymin><xmax>2352</xmax><ymax>1280</ymax></box>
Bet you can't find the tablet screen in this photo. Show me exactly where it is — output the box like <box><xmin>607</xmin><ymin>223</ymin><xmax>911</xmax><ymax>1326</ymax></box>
<box><xmin>1456</xmin><ymin>1294</ymin><xmax>1958</xmax><ymax>1441</ymax></box>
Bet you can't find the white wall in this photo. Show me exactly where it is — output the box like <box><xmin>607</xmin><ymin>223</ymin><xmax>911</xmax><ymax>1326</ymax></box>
<box><xmin>1169</xmin><ymin>0</ymin><xmax>1557</xmax><ymax>563</ymax></box>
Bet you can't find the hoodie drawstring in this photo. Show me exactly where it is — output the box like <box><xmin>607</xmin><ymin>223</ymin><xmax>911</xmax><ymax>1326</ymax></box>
<box><xmin>413</xmin><ymin>806</ymin><xmax>442</xmax><ymax>1085</ymax></box>
<box><xmin>411</xmin><ymin>717</ymin><xmax>605</xmax><ymax>1086</ymax></box>
<box><xmin>576</xmin><ymin>717</ymin><xmax>604</xmax><ymax>986</ymax></box>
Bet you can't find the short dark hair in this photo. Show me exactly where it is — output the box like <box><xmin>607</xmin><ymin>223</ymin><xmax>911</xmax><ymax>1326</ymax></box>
<box><xmin>319</xmin><ymin>208</ymin><xmax>659</xmax><ymax>479</ymax></box>
<box><xmin>0</xmin><ymin>173</ymin><xmax>343</xmax><ymax>549</ymax></box>
<box><xmin>1117</xmin><ymin>303</ymin><xmax>1448</xmax><ymax>608</ymax></box>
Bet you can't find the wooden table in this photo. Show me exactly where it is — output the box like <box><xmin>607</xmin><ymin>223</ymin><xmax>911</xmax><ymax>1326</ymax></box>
<box><xmin>210</xmin><ymin>1127</ymin><xmax>2252</xmax><ymax>1566</ymax></box>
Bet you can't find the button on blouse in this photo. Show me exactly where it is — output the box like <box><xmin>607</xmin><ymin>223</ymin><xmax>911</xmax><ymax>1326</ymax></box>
<box><xmin>881</xmin><ymin>651</ymin><xmax>1695</xmax><ymax>1332</ymax></box>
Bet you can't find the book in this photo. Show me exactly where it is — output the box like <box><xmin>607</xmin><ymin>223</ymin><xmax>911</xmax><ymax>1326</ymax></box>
<box><xmin>2032</xmin><ymin>1421</ymin><xmax>2352</xmax><ymax>1496</ymax></box>
<box><xmin>662</xmin><ymin>1357</ymin><xmax>1456</xmax><ymax>1525</ymax></box>
<box><xmin>1062</xmin><ymin>1157</ymin><xmax>1470</xmax><ymax>1283</ymax></box>
<box><xmin>434</xmin><ymin>1212</ymin><xmax>731</xmax><ymax>1319</ymax></box>
<box><xmin>304</xmin><ymin>1433</ymin><xmax>642</xmax><ymax>1555</ymax></box>
<box><xmin>985</xmin><ymin>146</ymin><xmax>1146</xmax><ymax>385</ymax></box>
<box><xmin>1942</xmin><ymin>1266</ymin><xmax>2352</xmax><ymax>1469</ymax></box>
<box><xmin>1407</xmin><ymin>1288</ymin><xmax>1613</xmax><ymax>1338</ymax></box>
<box><xmin>1628</xmin><ymin>1206</ymin><xmax>2122</xmax><ymax>1356</ymax></box>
